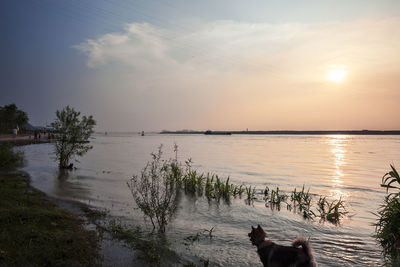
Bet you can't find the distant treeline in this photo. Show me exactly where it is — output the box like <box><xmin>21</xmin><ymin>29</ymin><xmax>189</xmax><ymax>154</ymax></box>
<box><xmin>0</xmin><ymin>104</ymin><xmax>28</xmax><ymax>134</ymax></box>
<box><xmin>161</xmin><ymin>130</ymin><xmax>400</xmax><ymax>135</ymax></box>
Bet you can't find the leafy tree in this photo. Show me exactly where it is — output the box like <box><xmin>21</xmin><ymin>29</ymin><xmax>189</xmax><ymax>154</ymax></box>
<box><xmin>0</xmin><ymin>104</ymin><xmax>28</xmax><ymax>133</ymax></box>
<box><xmin>51</xmin><ymin>106</ymin><xmax>96</xmax><ymax>169</ymax></box>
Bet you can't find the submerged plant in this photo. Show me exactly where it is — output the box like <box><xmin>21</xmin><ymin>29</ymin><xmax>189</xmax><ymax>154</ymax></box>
<box><xmin>184</xmin><ymin>226</ymin><xmax>216</xmax><ymax>246</ymax></box>
<box><xmin>245</xmin><ymin>186</ymin><xmax>257</xmax><ymax>204</ymax></box>
<box><xmin>317</xmin><ymin>197</ymin><xmax>347</xmax><ymax>224</ymax></box>
<box><xmin>203</xmin><ymin>226</ymin><xmax>215</xmax><ymax>239</ymax></box>
<box><xmin>267</xmin><ymin>187</ymin><xmax>288</xmax><ymax>210</ymax></box>
<box><xmin>231</xmin><ymin>184</ymin><xmax>245</xmax><ymax>198</ymax></box>
<box><xmin>205</xmin><ymin>174</ymin><xmax>215</xmax><ymax>199</ymax></box>
<box><xmin>263</xmin><ymin>185</ymin><xmax>270</xmax><ymax>200</ymax></box>
<box><xmin>290</xmin><ymin>185</ymin><xmax>314</xmax><ymax>218</ymax></box>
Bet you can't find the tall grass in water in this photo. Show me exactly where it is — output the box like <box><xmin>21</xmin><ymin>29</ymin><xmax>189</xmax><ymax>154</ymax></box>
<box><xmin>266</xmin><ymin>187</ymin><xmax>288</xmax><ymax>210</ymax></box>
<box><xmin>245</xmin><ymin>186</ymin><xmax>257</xmax><ymax>205</ymax></box>
<box><xmin>129</xmin><ymin>144</ymin><xmax>349</xmax><ymax>231</ymax></box>
<box><xmin>317</xmin><ymin>197</ymin><xmax>347</xmax><ymax>224</ymax></box>
<box><xmin>291</xmin><ymin>186</ymin><xmax>315</xmax><ymax>219</ymax></box>
<box><xmin>375</xmin><ymin>164</ymin><xmax>400</xmax><ymax>265</ymax></box>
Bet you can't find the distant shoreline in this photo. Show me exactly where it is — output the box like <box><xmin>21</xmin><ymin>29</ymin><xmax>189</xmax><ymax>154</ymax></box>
<box><xmin>160</xmin><ymin>130</ymin><xmax>400</xmax><ymax>135</ymax></box>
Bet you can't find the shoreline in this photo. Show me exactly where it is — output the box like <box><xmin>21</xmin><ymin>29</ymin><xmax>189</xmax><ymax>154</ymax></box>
<box><xmin>160</xmin><ymin>130</ymin><xmax>400</xmax><ymax>135</ymax></box>
<box><xmin>0</xmin><ymin>170</ymin><xmax>99</xmax><ymax>266</ymax></box>
<box><xmin>0</xmin><ymin>169</ymin><xmax>142</xmax><ymax>266</ymax></box>
<box><xmin>0</xmin><ymin>134</ymin><xmax>52</xmax><ymax>146</ymax></box>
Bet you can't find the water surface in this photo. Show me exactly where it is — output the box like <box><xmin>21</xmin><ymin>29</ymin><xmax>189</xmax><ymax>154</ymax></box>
<box><xmin>21</xmin><ymin>134</ymin><xmax>400</xmax><ymax>266</ymax></box>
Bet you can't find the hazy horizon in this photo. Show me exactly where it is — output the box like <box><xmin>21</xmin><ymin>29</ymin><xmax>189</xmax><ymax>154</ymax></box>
<box><xmin>1</xmin><ymin>1</ymin><xmax>400</xmax><ymax>131</ymax></box>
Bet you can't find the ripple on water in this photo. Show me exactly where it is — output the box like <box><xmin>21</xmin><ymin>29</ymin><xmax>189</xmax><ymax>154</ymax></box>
<box><xmin>20</xmin><ymin>134</ymin><xmax>398</xmax><ymax>266</ymax></box>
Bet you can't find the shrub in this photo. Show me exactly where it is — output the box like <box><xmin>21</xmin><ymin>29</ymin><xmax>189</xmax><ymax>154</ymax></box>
<box><xmin>127</xmin><ymin>145</ymin><xmax>181</xmax><ymax>233</ymax></box>
<box><xmin>0</xmin><ymin>143</ymin><xmax>24</xmax><ymax>170</ymax></box>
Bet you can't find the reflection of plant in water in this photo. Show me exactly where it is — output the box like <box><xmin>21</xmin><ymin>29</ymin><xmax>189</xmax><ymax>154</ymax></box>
<box><xmin>375</xmin><ymin>165</ymin><xmax>400</xmax><ymax>265</ymax></box>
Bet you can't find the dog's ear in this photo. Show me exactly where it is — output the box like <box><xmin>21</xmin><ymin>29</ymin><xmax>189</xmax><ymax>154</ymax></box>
<box><xmin>251</xmin><ymin>226</ymin><xmax>255</xmax><ymax>230</ymax></box>
<box><xmin>257</xmin><ymin>224</ymin><xmax>266</xmax><ymax>234</ymax></box>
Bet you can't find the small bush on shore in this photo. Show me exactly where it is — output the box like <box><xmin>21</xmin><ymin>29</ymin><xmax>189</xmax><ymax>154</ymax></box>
<box><xmin>0</xmin><ymin>143</ymin><xmax>24</xmax><ymax>170</ymax></box>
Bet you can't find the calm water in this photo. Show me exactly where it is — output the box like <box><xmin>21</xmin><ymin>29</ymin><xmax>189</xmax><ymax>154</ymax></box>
<box><xmin>21</xmin><ymin>134</ymin><xmax>400</xmax><ymax>266</ymax></box>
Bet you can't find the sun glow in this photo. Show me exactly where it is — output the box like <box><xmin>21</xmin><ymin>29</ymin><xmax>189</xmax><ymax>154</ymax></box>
<box><xmin>327</xmin><ymin>69</ymin><xmax>348</xmax><ymax>83</ymax></box>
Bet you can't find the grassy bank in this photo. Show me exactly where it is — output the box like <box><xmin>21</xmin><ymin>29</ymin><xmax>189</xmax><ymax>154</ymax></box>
<box><xmin>0</xmin><ymin>171</ymin><xmax>100</xmax><ymax>266</ymax></box>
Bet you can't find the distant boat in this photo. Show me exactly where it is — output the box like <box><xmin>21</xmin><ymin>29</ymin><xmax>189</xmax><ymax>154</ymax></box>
<box><xmin>141</xmin><ymin>131</ymin><xmax>144</xmax><ymax>136</ymax></box>
<box><xmin>204</xmin><ymin>130</ymin><xmax>232</xmax><ymax>135</ymax></box>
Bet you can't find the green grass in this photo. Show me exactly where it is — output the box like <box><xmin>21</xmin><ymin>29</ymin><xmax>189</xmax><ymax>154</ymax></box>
<box><xmin>0</xmin><ymin>143</ymin><xmax>24</xmax><ymax>170</ymax></box>
<box><xmin>0</xmin><ymin>172</ymin><xmax>100</xmax><ymax>266</ymax></box>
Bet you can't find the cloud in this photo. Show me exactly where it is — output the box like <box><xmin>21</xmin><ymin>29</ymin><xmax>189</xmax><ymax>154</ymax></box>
<box><xmin>75</xmin><ymin>18</ymin><xmax>400</xmax><ymax>130</ymax></box>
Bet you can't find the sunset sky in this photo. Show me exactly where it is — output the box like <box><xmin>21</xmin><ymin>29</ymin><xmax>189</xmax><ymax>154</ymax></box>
<box><xmin>1</xmin><ymin>0</ymin><xmax>400</xmax><ymax>131</ymax></box>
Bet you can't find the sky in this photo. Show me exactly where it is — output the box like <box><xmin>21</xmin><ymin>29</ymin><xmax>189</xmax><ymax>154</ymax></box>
<box><xmin>1</xmin><ymin>0</ymin><xmax>400</xmax><ymax>131</ymax></box>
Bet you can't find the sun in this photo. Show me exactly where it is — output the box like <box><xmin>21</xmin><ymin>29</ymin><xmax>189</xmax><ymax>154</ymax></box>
<box><xmin>327</xmin><ymin>69</ymin><xmax>348</xmax><ymax>83</ymax></box>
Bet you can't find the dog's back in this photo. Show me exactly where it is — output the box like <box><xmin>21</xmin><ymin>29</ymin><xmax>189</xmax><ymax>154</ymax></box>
<box><xmin>258</xmin><ymin>240</ymin><xmax>315</xmax><ymax>267</ymax></box>
<box><xmin>249</xmin><ymin>225</ymin><xmax>317</xmax><ymax>267</ymax></box>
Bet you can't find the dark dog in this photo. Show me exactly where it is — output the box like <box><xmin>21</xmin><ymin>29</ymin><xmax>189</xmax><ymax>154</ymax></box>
<box><xmin>248</xmin><ymin>225</ymin><xmax>317</xmax><ymax>267</ymax></box>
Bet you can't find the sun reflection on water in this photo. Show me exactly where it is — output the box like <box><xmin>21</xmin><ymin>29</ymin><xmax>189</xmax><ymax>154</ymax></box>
<box><xmin>329</xmin><ymin>135</ymin><xmax>349</xmax><ymax>199</ymax></box>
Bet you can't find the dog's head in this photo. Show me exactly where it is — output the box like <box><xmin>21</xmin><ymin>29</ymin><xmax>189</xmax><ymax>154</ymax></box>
<box><xmin>248</xmin><ymin>224</ymin><xmax>267</xmax><ymax>246</ymax></box>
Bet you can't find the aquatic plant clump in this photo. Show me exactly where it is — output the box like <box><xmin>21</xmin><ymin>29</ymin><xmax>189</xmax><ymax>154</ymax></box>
<box><xmin>375</xmin><ymin>164</ymin><xmax>400</xmax><ymax>265</ymax></box>
<box><xmin>129</xmin><ymin>145</ymin><xmax>349</xmax><ymax>230</ymax></box>
<box><xmin>375</xmin><ymin>196</ymin><xmax>400</xmax><ymax>265</ymax></box>
<box><xmin>316</xmin><ymin>197</ymin><xmax>347</xmax><ymax>224</ymax></box>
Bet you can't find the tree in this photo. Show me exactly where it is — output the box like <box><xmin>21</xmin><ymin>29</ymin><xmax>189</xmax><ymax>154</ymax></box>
<box><xmin>51</xmin><ymin>106</ymin><xmax>96</xmax><ymax>169</ymax></box>
<box><xmin>0</xmin><ymin>104</ymin><xmax>29</xmax><ymax>133</ymax></box>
